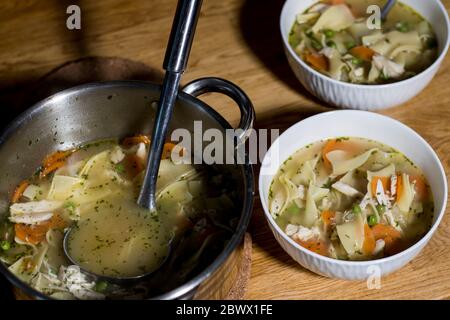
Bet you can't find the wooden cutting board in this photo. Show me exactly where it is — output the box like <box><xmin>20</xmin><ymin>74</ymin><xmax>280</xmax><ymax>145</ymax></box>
<box><xmin>0</xmin><ymin>0</ymin><xmax>449</xmax><ymax>300</ymax></box>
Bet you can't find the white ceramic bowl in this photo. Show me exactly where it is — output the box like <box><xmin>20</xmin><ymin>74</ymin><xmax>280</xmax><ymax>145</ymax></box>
<box><xmin>280</xmin><ymin>0</ymin><xmax>450</xmax><ymax>110</ymax></box>
<box><xmin>259</xmin><ymin>110</ymin><xmax>447</xmax><ymax>280</ymax></box>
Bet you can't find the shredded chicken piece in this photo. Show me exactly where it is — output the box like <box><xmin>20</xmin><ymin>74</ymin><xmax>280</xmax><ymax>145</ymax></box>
<box><xmin>293</xmin><ymin>226</ymin><xmax>321</xmax><ymax>242</ymax></box>
<box><xmin>353</xmin><ymin>68</ymin><xmax>364</xmax><ymax>77</ymax></box>
<box><xmin>59</xmin><ymin>266</ymin><xmax>104</xmax><ymax>300</ymax></box>
<box><xmin>320</xmin><ymin>47</ymin><xmax>335</xmax><ymax>59</ymax></box>
<box><xmin>332</xmin><ymin>181</ymin><xmax>363</xmax><ymax>197</ymax></box>
<box><xmin>359</xmin><ymin>192</ymin><xmax>374</xmax><ymax>210</ymax></box>
<box><xmin>373</xmin><ymin>54</ymin><xmax>405</xmax><ymax>78</ymax></box>
<box><xmin>375</xmin><ymin>179</ymin><xmax>390</xmax><ymax>206</ymax></box>
<box><xmin>390</xmin><ymin>174</ymin><xmax>397</xmax><ymax>197</ymax></box>
<box><xmin>383</xmin><ymin>210</ymin><xmax>402</xmax><ymax>232</ymax></box>
<box><xmin>110</xmin><ymin>146</ymin><xmax>125</xmax><ymax>164</ymax></box>
<box><xmin>285</xmin><ymin>224</ymin><xmax>299</xmax><ymax>237</ymax></box>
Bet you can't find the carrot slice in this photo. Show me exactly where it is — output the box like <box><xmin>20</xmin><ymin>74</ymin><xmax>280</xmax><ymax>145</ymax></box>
<box><xmin>14</xmin><ymin>215</ymin><xmax>66</xmax><ymax>245</ymax></box>
<box><xmin>40</xmin><ymin>150</ymin><xmax>74</xmax><ymax>178</ymax></box>
<box><xmin>14</xmin><ymin>223</ymin><xmax>44</xmax><ymax>245</ymax></box>
<box><xmin>305</xmin><ymin>53</ymin><xmax>329</xmax><ymax>72</ymax></box>
<box><xmin>40</xmin><ymin>161</ymin><xmax>66</xmax><ymax>178</ymax></box>
<box><xmin>350</xmin><ymin>46</ymin><xmax>376</xmax><ymax>61</ymax></box>
<box><xmin>362</xmin><ymin>224</ymin><xmax>376</xmax><ymax>255</ymax></box>
<box><xmin>410</xmin><ymin>175</ymin><xmax>428</xmax><ymax>201</ymax></box>
<box><xmin>371</xmin><ymin>176</ymin><xmax>390</xmax><ymax>196</ymax></box>
<box><xmin>370</xmin><ymin>223</ymin><xmax>403</xmax><ymax>256</ymax></box>
<box><xmin>42</xmin><ymin>150</ymin><xmax>73</xmax><ymax>167</ymax></box>
<box><xmin>122</xmin><ymin>135</ymin><xmax>151</xmax><ymax>147</ymax></box>
<box><xmin>371</xmin><ymin>223</ymin><xmax>401</xmax><ymax>241</ymax></box>
<box><xmin>321</xmin><ymin>210</ymin><xmax>336</xmax><ymax>231</ymax></box>
<box><xmin>162</xmin><ymin>142</ymin><xmax>183</xmax><ymax>160</ymax></box>
<box><xmin>322</xmin><ymin>140</ymin><xmax>338</xmax><ymax>170</ymax></box>
<box><xmin>296</xmin><ymin>238</ymin><xmax>329</xmax><ymax>256</ymax></box>
<box><xmin>11</xmin><ymin>180</ymin><xmax>29</xmax><ymax>203</ymax></box>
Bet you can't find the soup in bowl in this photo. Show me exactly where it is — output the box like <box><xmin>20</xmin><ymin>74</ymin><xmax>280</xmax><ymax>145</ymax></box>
<box><xmin>259</xmin><ymin>110</ymin><xmax>447</xmax><ymax>279</ymax></box>
<box><xmin>269</xmin><ymin>137</ymin><xmax>433</xmax><ymax>261</ymax></box>
<box><xmin>289</xmin><ymin>0</ymin><xmax>438</xmax><ymax>84</ymax></box>
<box><xmin>280</xmin><ymin>0</ymin><xmax>450</xmax><ymax>110</ymax></box>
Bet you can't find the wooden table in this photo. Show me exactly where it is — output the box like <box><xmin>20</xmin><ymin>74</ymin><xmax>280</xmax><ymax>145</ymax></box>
<box><xmin>0</xmin><ymin>0</ymin><xmax>449</xmax><ymax>300</ymax></box>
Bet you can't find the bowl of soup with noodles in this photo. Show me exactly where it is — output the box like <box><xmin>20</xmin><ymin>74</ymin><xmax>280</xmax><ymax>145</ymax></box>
<box><xmin>280</xmin><ymin>0</ymin><xmax>450</xmax><ymax>110</ymax></box>
<box><xmin>259</xmin><ymin>110</ymin><xmax>447</xmax><ymax>280</ymax></box>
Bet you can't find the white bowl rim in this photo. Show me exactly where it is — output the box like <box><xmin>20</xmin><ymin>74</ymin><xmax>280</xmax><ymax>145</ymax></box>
<box><xmin>258</xmin><ymin>110</ymin><xmax>448</xmax><ymax>267</ymax></box>
<box><xmin>280</xmin><ymin>0</ymin><xmax>450</xmax><ymax>89</ymax></box>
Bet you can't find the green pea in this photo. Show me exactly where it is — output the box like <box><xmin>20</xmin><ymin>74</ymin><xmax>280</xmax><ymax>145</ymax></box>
<box><xmin>376</xmin><ymin>204</ymin><xmax>386</xmax><ymax>214</ymax></box>
<box><xmin>326</xmin><ymin>40</ymin><xmax>337</xmax><ymax>49</ymax></box>
<box><xmin>367</xmin><ymin>215</ymin><xmax>378</xmax><ymax>227</ymax></box>
<box><xmin>0</xmin><ymin>240</ymin><xmax>11</xmax><ymax>251</ymax></box>
<box><xmin>323</xmin><ymin>29</ymin><xmax>335</xmax><ymax>39</ymax></box>
<box><xmin>352</xmin><ymin>204</ymin><xmax>362</xmax><ymax>214</ymax></box>
<box><xmin>95</xmin><ymin>281</ymin><xmax>108</xmax><ymax>292</ymax></box>
<box><xmin>345</xmin><ymin>40</ymin><xmax>356</xmax><ymax>50</ymax></box>
<box><xmin>351</xmin><ymin>57</ymin><xmax>362</xmax><ymax>65</ymax></box>
<box><xmin>396</xmin><ymin>22</ymin><xmax>409</xmax><ymax>33</ymax></box>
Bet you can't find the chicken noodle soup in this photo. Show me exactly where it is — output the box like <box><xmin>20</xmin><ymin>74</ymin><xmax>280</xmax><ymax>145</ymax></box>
<box><xmin>0</xmin><ymin>136</ymin><xmax>240</xmax><ymax>299</ymax></box>
<box><xmin>269</xmin><ymin>137</ymin><xmax>433</xmax><ymax>260</ymax></box>
<box><xmin>289</xmin><ymin>0</ymin><xmax>438</xmax><ymax>84</ymax></box>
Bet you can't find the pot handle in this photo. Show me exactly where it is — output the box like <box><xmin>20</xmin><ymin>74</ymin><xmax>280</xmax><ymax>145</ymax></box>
<box><xmin>182</xmin><ymin>77</ymin><xmax>255</xmax><ymax>142</ymax></box>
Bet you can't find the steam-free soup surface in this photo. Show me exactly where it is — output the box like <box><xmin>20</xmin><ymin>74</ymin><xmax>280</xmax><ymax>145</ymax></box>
<box><xmin>269</xmin><ymin>137</ymin><xmax>433</xmax><ymax>260</ymax></box>
<box><xmin>67</xmin><ymin>197</ymin><xmax>171</xmax><ymax>278</ymax></box>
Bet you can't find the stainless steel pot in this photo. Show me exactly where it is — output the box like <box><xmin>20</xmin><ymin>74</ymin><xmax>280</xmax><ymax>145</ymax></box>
<box><xmin>0</xmin><ymin>77</ymin><xmax>255</xmax><ymax>300</ymax></box>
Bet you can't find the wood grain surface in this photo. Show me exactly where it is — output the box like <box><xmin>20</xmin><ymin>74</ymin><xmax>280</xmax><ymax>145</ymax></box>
<box><xmin>0</xmin><ymin>0</ymin><xmax>449</xmax><ymax>300</ymax></box>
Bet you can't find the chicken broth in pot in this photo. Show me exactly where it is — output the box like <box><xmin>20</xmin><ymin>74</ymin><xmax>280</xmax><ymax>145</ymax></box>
<box><xmin>1</xmin><ymin>136</ymin><xmax>242</xmax><ymax>299</ymax></box>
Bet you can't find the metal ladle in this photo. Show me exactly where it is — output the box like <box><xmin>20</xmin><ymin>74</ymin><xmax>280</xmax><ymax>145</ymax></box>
<box><xmin>381</xmin><ymin>0</ymin><xmax>396</xmax><ymax>20</ymax></box>
<box><xmin>63</xmin><ymin>0</ymin><xmax>203</xmax><ymax>283</ymax></box>
<box><xmin>137</xmin><ymin>0</ymin><xmax>203</xmax><ymax>211</ymax></box>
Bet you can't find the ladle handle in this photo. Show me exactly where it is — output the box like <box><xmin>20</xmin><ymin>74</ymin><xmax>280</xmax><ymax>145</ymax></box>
<box><xmin>138</xmin><ymin>0</ymin><xmax>202</xmax><ymax>210</ymax></box>
<box><xmin>381</xmin><ymin>0</ymin><xmax>396</xmax><ymax>20</ymax></box>
<box><xmin>182</xmin><ymin>77</ymin><xmax>255</xmax><ymax>142</ymax></box>
<box><xmin>164</xmin><ymin>0</ymin><xmax>203</xmax><ymax>73</ymax></box>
